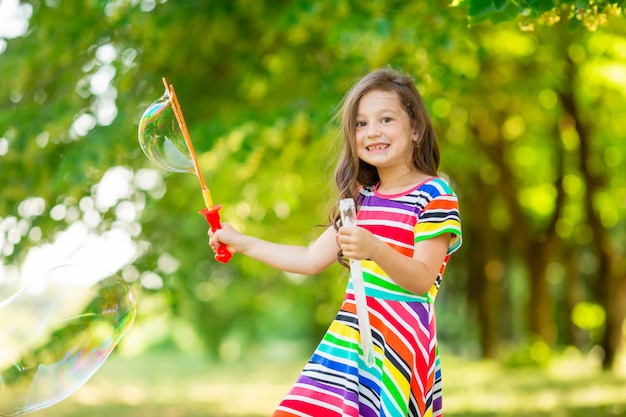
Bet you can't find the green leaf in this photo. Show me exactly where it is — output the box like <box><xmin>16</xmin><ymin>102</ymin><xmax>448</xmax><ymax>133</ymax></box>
<box><xmin>467</xmin><ymin>0</ymin><xmax>516</xmax><ymax>23</ymax></box>
<box><xmin>491</xmin><ymin>2</ymin><xmax>525</xmax><ymax>23</ymax></box>
<box><xmin>526</xmin><ymin>0</ymin><xmax>557</xmax><ymax>13</ymax></box>
<box><xmin>468</xmin><ymin>0</ymin><xmax>499</xmax><ymax>18</ymax></box>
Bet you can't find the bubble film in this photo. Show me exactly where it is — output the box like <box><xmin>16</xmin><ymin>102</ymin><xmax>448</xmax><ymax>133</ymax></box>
<box><xmin>138</xmin><ymin>92</ymin><xmax>194</xmax><ymax>173</ymax></box>
<box><xmin>0</xmin><ymin>265</ymin><xmax>136</xmax><ymax>416</ymax></box>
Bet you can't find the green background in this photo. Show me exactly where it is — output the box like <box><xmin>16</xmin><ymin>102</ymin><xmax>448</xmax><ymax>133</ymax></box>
<box><xmin>1</xmin><ymin>0</ymin><xmax>625</xmax><ymax>415</ymax></box>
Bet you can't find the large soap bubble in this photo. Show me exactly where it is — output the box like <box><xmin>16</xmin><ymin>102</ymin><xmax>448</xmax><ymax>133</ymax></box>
<box><xmin>0</xmin><ymin>264</ymin><xmax>136</xmax><ymax>416</ymax></box>
<box><xmin>138</xmin><ymin>91</ymin><xmax>194</xmax><ymax>174</ymax></box>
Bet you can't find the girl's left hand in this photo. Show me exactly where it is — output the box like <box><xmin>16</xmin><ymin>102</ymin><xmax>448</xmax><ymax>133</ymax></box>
<box><xmin>337</xmin><ymin>226</ymin><xmax>381</xmax><ymax>261</ymax></box>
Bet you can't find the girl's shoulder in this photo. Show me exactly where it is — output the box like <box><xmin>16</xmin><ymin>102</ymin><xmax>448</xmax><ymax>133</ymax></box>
<box><xmin>413</xmin><ymin>176</ymin><xmax>458</xmax><ymax>198</ymax></box>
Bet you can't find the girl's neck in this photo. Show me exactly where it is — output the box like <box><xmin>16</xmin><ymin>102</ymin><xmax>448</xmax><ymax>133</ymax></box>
<box><xmin>377</xmin><ymin>170</ymin><xmax>433</xmax><ymax>195</ymax></box>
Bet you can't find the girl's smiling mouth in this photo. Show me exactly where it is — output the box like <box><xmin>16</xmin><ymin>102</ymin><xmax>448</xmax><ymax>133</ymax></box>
<box><xmin>367</xmin><ymin>143</ymin><xmax>390</xmax><ymax>151</ymax></box>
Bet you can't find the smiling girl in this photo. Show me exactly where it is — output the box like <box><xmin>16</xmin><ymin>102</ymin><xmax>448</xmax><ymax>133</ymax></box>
<box><xmin>210</xmin><ymin>67</ymin><xmax>462</xmax><ymax>417</ymax></box>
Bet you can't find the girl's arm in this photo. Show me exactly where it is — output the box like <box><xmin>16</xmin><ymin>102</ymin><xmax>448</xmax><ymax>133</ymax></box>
<box><xmin>337</xmin><ymin>226</ymin><xmax>450</xmax><ymax>295</ymax></box>
<box><xmin>209</xmin><ymin>224</ymin><xmax>339</xmax><ymax>275</ymax></box>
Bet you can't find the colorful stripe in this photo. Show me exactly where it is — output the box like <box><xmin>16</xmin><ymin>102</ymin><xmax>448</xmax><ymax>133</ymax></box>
<box><xmin>273</xmin><ymin>177</ymin><xmax>462</xmax><ymax>416</ymax></box>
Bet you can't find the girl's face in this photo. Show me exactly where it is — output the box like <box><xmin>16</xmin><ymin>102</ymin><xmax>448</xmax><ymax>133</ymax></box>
<box><xmin>355</xmin><ymin>89</ymin><xmax>416</xmax><ymax>176</ymax></box>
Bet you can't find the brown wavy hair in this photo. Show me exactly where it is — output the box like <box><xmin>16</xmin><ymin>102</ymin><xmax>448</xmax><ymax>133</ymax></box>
<box><xmin>330</xmin><ymin>66</ymin><xmax>440</xmax><ymax>264</ymax></box>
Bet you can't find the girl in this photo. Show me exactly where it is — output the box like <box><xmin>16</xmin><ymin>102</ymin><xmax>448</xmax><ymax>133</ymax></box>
<box><xmin>209</xmin><ymin>67</ymin><xmax>462</xmax><ymax>417</ymax></box>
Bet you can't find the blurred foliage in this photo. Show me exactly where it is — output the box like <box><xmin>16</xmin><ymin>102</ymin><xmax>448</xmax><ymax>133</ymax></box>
<box><xmin>454</xmin><ymin>0</ymin><xmax>625</xmax><ymax>31</ymax></box>
<box><xmin>1</xmin><ymin>0</ymin><xmax>625</xmax><ymax>369</ymax></box>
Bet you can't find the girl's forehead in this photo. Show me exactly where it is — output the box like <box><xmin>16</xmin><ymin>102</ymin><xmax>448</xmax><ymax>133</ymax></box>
<box><xmin>358</xmin><ymin>90</ymin><xmax>403</xmax><ymax>111</ymax></box>
<box><xmin>361</xmin><ymin>89</ymin><xmax>399</xmax><ymax>101</ymax></box>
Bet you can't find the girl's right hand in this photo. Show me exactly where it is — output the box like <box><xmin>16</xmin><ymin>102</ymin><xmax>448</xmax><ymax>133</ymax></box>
<box><xmin>208</xmin><ymin>223</ymin><xmax>246</xmax><ymax>255</ymax></box>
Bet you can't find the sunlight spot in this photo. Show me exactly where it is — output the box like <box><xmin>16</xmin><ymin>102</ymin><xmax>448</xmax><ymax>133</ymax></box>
<box><xmin>572</xmin><ymin>302</ymin><xmax>605</xmax><ymax>330</ymax></box>
<box><xmin>273</xmin><ymin>200</ymin><xmax>290</xmax><ymax>219</ymax></box>
<box><xmin>0</xmin><ymin>0</ymin><xmax>32</xmax><ymax>39</ymax></box>
<box><xmin>35</xmin><ymin>131</ymin><xmax>49</xmax><ymax>148</ymax></box>
<box><xmin>447</xmin><ymin>122</ymin><xmax>467</xmax><ymax>144</ymax></box>
<box><xmin>432</xmin><ymin>98</ymin><xmax>451</xmax><ymax>118</ymax></box>
<box><xmin>82</xmin><ymin>207</ymin><xmax>102</xmax><ymax>228</ymax></box>
<box><xmin>600</xmin><ymin>207</ymin><xmax>619</xmax><ymax>228</ymax></box>
<box><xmin>483</xmin><ymin>29</ymin><xmax>536</xmax><ymax>56</ymax></box>
<box><xmin>546</xmin><ymin>262</ymin><xmax>565</xmax><ymax>283</ymax></box>
<box><xmin>560</xmin><ymin>127</ymin><xmax>580</xmax><ymax>151</ymax></box>
<box><xmin>236</xmin><ymin>201</ymin><xmax>252</xmax><ymax>218</ymax></box>
<box><xmin>140</xmin><ymin>0</ymin><xmax>157</xmax><ymax>12</ymax></box>
<box><xmin>95</xmin><ymin>43</ymin><xmax>117</xmax><ymax>64</ymax></box>
<box><xmin>281</xmin><ymin>173</ymin><xmax>303</xmax><ymax>192</ymax></box>
<box><xmin>93</xmin><ymin>88</ymin><xmax>118</xmax><ymax>126</ymax></box>
<box><xmin>563</xmin><ymin>174</ymin><xmax>583</xmax><ymax>195</ymax></box>
<box><xmin>502</xmin><ymin>115</ymin><xmax>526</xmax><ymax>140</ymax></box>
<box><xmin>50</xmin><ymin>204</ymin><xmax>67</xmax><ymax>221</ymax></box>
<box><xmin>518</xmin><ymin>183</ymin><xmax>556</xmax><ymax>217</ymax></box>
<box><xmin>513</xmin><ymin>145</ymin><xmax>537</xmax><ymax>167</ymax></box>
<box><xmin>70</xmin><ymin>113</ymin><xmax>97</xmax><ymax>138</ymax></box>
<box><xmin>90</xmin><ymin>65</ymin><xmax>116</xmax><ymax>96</ymax></box>
<box><xmin>0</xmin><ymin>137</ymin><xmax>8</xmax><ymax>155</ymax></box>
<box><xmin>122</xmin><ymin>266</ymin><xmax>140</xmax><ymax>283</ymax></box>
<box><xmin>121</xmin><ymin>48</ymin><xmax>138</xmax><ymax>68</ymax></box>
<box><xmin>17</xmin><ymin>197</ymin><xmax>46</xmax><ymax>218</ymax></box>
<box><xmin>538</xmin><ymin>89</ymin><xmax>558</xmax><ymax>109</ymax></box>
<box><xmin>28</xmin><ymin>227</ymin><xmax>42</xmax><ymax>243</ymax></box>
<box><xmin>115</xmin><ymin>201</ymin><xmax>137</xmax><ymax>223</ymax></box>
<box><xmin>134</xmin><ymin>168</ymin><xmax>162</xmax><ymax>191</ymax></box>
<box><xmin>568</xmin><ymin>43</ymin><xmax>586</xmax><ymax>64</ymax></box>
<box><xmin>94</xmin><ymin>166</ymin><xmax>133</xmax><ymax>211</ymax></box>
<box><xmin>157</xmin><ymin>252</ymin><xmax>179</xmax><ymax>274</ymax></box>
<box><xmin>139</xmin><ymin>271</ymin><xmax>163</xmax><ymax>290</ymax></box>
<box><xmin>579</xmin><ymin>251</ymin><xmax>598</xmax><ymax>274</ymax></box>
<box><xmin>596</xmin><ymin>63</ymin><xmax>626</xmax><ymax>88</ymax></box>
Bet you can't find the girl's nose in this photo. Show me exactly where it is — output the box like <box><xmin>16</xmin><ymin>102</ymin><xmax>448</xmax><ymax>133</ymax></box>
<box><xmin>367</xmin><ymin>125</ymin><xmax>381</xmax><ymax>138</ymax></box>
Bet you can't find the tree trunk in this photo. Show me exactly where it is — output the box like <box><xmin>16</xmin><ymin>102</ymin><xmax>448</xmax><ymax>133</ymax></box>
<box><xmin>564</xmin><ymin>249</ymin><xmax>585</xmax><ymax>347</ymax></box>
<box><xmin>487</xmin><ymin>124</ymin><xmax>565</xmax><ymax>347</ymax></box>
<box><xmin>560</xmin><ymin>65</ymin><xmax>626</xmax><ymax>370</ymax></box>
<box><xmin>465</xmin><ymin>181</ymin><xmax>502</xmax><ymax>359</ymax></box>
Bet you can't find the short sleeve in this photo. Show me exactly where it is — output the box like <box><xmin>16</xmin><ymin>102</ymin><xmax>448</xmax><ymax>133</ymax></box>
<box><xmin>414</xmin><ymin>194</ymin><xmax>462</xmax><ymax>255</ymax></box>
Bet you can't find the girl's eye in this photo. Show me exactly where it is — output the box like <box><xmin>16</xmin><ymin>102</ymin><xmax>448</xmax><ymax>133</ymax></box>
<box><xmin>356</xmin><ymin>121</ymin><xmax>366</xmax><ymax>128</ymax></box>
<box><xmin>381</xmin><ymin>117</ymin><xmax>392</xmax><ymax>123</ymax></box>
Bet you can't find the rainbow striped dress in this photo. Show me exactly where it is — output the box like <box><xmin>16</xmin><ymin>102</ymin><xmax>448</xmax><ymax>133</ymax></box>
<box><xmin>273</xmin><ymin>177</ymin><xmax>462</xmax><ymax>417</ymax></box>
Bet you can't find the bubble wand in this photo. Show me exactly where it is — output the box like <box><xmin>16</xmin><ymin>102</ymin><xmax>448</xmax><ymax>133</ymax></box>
<box><xmin>138</xmin><ymin>78</ymin><xmax>232</xmax><ymax>263</ymax></box>
<box><xmin>339</xmin><ymin>198</ymin><xmax>375</xmax><ymax>367</ymax></box>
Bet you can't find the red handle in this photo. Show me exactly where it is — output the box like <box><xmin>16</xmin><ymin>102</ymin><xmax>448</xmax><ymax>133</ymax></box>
<box><xmin>200</xmin><ymin>205</ymin><xmax>232</xmax><ymax>263</ymax></box>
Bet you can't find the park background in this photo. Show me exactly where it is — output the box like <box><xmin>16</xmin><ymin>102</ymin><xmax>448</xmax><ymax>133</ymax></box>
<box><xmin>1</xmin><ymin>0</ymin><xmax>626</xmax><ymax>415</ymax></box>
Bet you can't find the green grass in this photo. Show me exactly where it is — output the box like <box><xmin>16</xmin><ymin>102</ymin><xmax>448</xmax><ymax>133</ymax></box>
<box><xmin>25</xmin><ymin>350</ymin><xmax>626</xmax><ymax>417</ymax></box>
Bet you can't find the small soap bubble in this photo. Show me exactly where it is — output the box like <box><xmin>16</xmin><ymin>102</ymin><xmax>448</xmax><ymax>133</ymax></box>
<box><xmin>0</xmin><ymin>264</ymin><xmax>136</xmax><ymax>416</ymax></box>
<box><xmin>138</xmin><ymin>90</ymin><xmax>194</xmax><ymax>173</ymax></box>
